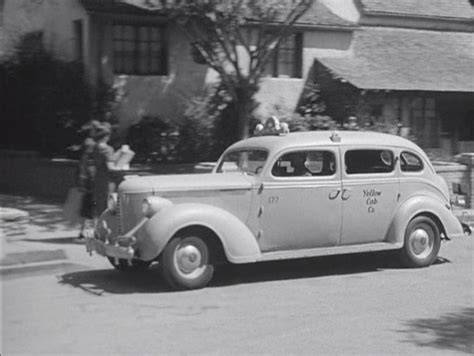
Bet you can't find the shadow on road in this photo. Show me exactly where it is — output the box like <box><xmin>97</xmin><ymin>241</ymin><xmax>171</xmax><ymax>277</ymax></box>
<box><xmin>59</xmin><ymin>267</ymin><xmax>168</xmax><ymax>295</ymax></box>
<box><xmin>399</xmin><ymin>307</ymin><xmax>474</xmax><ymax>354</ymax></box>
<box><xmin>58</xmin><ymin>252</ymin><xmax>450</xmax><ymax>295</ymax></box>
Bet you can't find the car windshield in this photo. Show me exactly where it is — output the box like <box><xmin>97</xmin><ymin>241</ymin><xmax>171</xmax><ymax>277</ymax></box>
<box><xmin>216</xmin><ymin>149</ymin><xmax>268</xmax><ymax>175</ymax></box>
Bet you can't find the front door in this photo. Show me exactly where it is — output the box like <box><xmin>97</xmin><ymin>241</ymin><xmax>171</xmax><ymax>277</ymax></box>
<box><xmin>258</xmin><ymin>148</ymin><xmax>342</xmax><ymax>252</ymax></box>
<box><xmin>340</xmin><ymin>147</ymin><xmax>400</xmax><ymax>245</ymax></box>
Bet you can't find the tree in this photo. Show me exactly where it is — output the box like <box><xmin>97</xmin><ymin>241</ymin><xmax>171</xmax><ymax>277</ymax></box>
<box><xmin>160</xmin><ymin>0</ymin><xmax>313</xmax><ymax>140</ymax></box>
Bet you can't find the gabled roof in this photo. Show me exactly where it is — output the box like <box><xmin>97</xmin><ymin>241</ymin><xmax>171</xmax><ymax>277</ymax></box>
<box><xmin>359</xmin><ymin>0</ymin><xmax>474</xmax><ymax>20</ymax></box>
<box><xmin>295</xmin><ymin>0</ymin><xmax>356</xmax><ymax>27</ymax></box>
<box><xmin>317</xmin><ymin>27</ymin><xmax>474</xmax><ymax>92</ymax></box>
<box><xmin>80</xmin><ymin>0</ymin><xmax>163</xmax><ymax>14</ymax></box>
<box><xmin>81</xmin><ymin>0</ymin><xmax>355</xmax><ymax>28</ymax></box>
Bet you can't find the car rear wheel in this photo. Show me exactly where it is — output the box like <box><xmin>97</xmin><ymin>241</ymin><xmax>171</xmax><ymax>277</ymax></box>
<box><xmin>160</xmin><ymin>233</ymin><xmax>214</xmax><ymax>290</ymax></box>
<box><xmin>400</xmin><ymin>216</ymin><xmax>441</xmax><ymax>267</ymax></box>
<box><xmin>107</xmin><ymin>257</ymin><xmax>152</xmax><ymax>272</ymax></box>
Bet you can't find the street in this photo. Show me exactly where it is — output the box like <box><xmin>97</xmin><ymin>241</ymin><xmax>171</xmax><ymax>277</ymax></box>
<box><xmin>2</xmin><ymin>234</ymin><xmax>473</xmax><ymax>355</ymax></box>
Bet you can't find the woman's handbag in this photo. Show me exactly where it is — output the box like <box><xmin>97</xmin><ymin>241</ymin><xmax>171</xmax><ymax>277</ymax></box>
<box><xmin>63</xmin><ymin>187</ymin><xmax>85</xmax><ymax>225</ymax></box>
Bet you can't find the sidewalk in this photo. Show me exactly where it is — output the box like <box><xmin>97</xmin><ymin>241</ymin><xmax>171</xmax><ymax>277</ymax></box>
<box><xmin>0</xmin><ymin>194</ymin><xmax>102</xmax><ymax>277</ymax></box>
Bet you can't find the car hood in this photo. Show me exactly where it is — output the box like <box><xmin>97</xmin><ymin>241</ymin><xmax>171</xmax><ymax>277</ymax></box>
<box><xmin>119</xmin><ymin>173</ymin><xmax>255</xmax><ymax>194</ymax></box>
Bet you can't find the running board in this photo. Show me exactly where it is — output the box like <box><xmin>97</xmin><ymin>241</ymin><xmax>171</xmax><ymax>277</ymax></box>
<box><xmin>259</xmin><ymin>242</ymin><xmax>403</xmax><ymax>262</ymax></box>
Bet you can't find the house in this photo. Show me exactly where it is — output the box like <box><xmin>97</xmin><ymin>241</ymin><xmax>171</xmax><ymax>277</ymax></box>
<box><xmin>313</xmin><ymin>0</ymin><xmax>474</xmax><ymax>154</ymax></box>
<box><xmin>0</xmin><ymin>0</ymin><xmax>357</xmax><ymax>131</ymax></box>
<box><xmin>1</xmin><ymin>0</ymin><xmax>473</xmax><ymax>153</ymax></box>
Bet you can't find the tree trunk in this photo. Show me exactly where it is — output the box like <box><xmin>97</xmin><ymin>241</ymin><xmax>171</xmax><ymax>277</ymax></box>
<box><xmin>237</xmin><ymin>104</ymin><xmax>250</xmax><ymax>140</ymax></box>
<box><xmin>235</xmin><ymin>89</ymin><xmax>257</xmax><ymax>140</ymax></box>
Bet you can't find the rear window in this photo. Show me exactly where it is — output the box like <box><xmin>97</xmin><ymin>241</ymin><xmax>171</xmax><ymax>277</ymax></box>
<box><xmin>400</xmin><ymin>151</ymin><xmax>424</xmax><ymax>172</ymax></box>
<box><xmin>345</xmin><ymin>149</ymin><xmax>394</xmax><ymax>174</ymax></box>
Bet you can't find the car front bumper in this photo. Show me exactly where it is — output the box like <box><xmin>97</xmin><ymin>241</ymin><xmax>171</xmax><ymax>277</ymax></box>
<box><xmin>85</xmin><ymin>213</ymin><xmax>149</xmax><ymax>260</ymax></box>
<box><xmin>85</xmin><ymin>235</ymin><xmax>135</xmax><ymax>260</ymax></box>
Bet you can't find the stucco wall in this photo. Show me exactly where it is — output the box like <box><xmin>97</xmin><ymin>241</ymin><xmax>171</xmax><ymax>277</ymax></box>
<box><xmin>42</xmin><ymin>0</ymin><xmax>88</xmax><ymax>61</ymax></box>
<box><xmin>1</xmin><ymin>0</ymin><xmax>47</xmax><ymax>57</ymax></box>
<box><xmin>1</xmin><ymin>0</ymin><xmax>87</xmax><ymax>60</ymax></box>
<box><xmin>434</xmin><ymin>162</ymin><xmax>470</xmax><ymax>204</ymax></box>
<box><xmin>93</xmin><ymin>21</ymin><xmax>210</xmax><ymax>132</ymax></box>
<box><xmin>255</xmin><ymin>29</ymin><xmax>353</xmax><ymax>117</ymax></box>
<box><xmin>103</xmin><ymin>26</ymin><xmax>354</xmax><ymax>130</ymax></box>
<box><xmin>0</xmin><ymin>150</ymin><xmax>77</xmax><ymax>200</ymax></box>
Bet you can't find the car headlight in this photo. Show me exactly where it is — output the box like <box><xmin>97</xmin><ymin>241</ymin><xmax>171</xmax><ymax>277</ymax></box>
<box><xmin>141</xmin><ymin>196</ymin><xmax>172</xmax><ymax>218</ymax></box>
<box><xmin>107</xmin><ymin>193</ymin><xmax>118</xmax><ymax>213</ymax></box>
<box><xmin>141</xmin><ymin>199</ymin><xmax>152</xmax><ymax>217</ymax></box>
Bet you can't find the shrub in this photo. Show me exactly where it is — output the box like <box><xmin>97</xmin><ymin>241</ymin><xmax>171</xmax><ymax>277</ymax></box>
<box><xmin>0</xmin><ymin>32</ymin><xmax>116</xmax><ymax>157</ymax></box>
<box><xmin>267</xmin><ymin>94</ymin><xmax>338</xmax><ymax>133</ymax></box>
<box><xmin>126</xmin><ymin>116</ymin><xmax>179</xmax><ymax>164</ymax></box>
<box><xmin>176</xmin><ymin>84</ymin><xmax>248</xmax><ymax>162</ymax></box>
<box><xmin>126</xmin><ymin>84</ymin><xmax>259</xmax><ymax>164</ymax></box>
<box><xmin>285</xmin><ymin>114</ymin><xmax>338</xmax><ymax>132</ymax></box>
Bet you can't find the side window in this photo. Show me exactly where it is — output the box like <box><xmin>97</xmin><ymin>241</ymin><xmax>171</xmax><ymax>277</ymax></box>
<box><xmin>400</xmin><ymin>151</ymin><xmax>424</xmax><ymax>172</ymax></box>
<box><xmin>345</xmin><ymin>149</ymin><xmax>394</xmax><ymax>174</ymax></box>
<box><xmin>272</xmin><ymin>150</ymin><xmax>336</xmax><ymax>177</ymax></box>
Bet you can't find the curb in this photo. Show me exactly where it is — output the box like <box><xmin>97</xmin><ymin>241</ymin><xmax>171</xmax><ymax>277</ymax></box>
<box><xmin>1</xmin><ymin>260</ymin><xmax>89</xmax><ymax>279</ymax></box>
<box><xmin>1</xmin><ymin>207</ymin><xmax>30</xmax><ymax>221</ymax></box>
<box><xmin>0</xmin><ymin>249</ymin><xmax>67</xmax><ymax>266</ymax></box>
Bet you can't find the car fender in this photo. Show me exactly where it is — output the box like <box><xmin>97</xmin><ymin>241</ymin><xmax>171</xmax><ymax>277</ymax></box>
<box><xmin>386</xmin><ymin>195</ymin><xmax>464</xmax><ymax>244</ymax></box>
<box><xmin>138</xmin><ymin>203</ymin><xmax>261</xmax><ymax>263</ymax></box>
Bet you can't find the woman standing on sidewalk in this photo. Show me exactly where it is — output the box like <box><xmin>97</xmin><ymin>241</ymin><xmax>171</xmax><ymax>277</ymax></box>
<box><xmin>76</xmin><ymin>121</ymin><xmax>99</xmax><ymax>239</ymax></box>
<box><xmin>91</xmin><ymin>122</ymin><xmax>120</xmax><ymax>217</ymax></box>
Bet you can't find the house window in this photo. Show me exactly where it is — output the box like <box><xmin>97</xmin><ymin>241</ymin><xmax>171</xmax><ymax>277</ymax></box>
<box><xmin>113</xmin><ymin>24</ymin><xmax>167</xmax><ymax>75</ymax></box>
<box><xmin>265</xmin><ymin>33</ymin><xmax>303</xmax><ymax>78</ymax></box>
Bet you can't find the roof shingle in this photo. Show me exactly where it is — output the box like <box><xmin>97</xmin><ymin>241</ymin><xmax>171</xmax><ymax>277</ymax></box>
<box><xmin>318</xmin><ymin>27</ymin><xmax>474</xmax><ymax>92</ymax></box>
<box><xmin>359</xmin><ymin>0</ymin><xmax>474</xmax><ymax>20</ymax></box>
<box><xmin>297</xmin><ymin>0</ymin><xmax>356</xmax><ymax>27</ymax></box>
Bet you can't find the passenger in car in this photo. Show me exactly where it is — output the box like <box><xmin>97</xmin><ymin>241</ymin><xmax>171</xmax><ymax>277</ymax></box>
<box><xmin>304</xmin><ymin>151</ymin><xmax>335</xmax><ymax>176</ymax></box>
<box><xmin>291</xmin><ymin>153</ymin><xmax>312</xmax><ymax>176</ymax></box>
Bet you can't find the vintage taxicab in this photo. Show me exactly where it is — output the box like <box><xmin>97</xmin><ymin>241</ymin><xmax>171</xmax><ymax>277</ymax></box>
<box><xmin>86</xmin><ymin>131</ymin><xmax>465</xmax><ymax>290</ymax></box>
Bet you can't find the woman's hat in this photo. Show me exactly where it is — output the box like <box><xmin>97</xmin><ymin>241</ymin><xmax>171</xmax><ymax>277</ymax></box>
<box><xmin>94</xmin><ymin>122</ymin><xmax>112</xmax><ymax>140</ymax></box>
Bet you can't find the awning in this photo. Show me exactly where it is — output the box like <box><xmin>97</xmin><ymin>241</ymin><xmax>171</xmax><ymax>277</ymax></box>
<box><xmin>317</xmin><ymin>27</ymin><xmax>474</xmax><ymax>92</ymax></box>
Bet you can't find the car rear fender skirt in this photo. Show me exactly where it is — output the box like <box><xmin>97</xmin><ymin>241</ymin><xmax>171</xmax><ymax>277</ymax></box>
<box><xmin>386</xmin><ymin>195</ymin><xmax>464</xmax><ymax>244</ymax></box>
<box><xmin>139</xmin><ymin>203</ymin><xmax>261</xmax><ymax>263</ymax></box>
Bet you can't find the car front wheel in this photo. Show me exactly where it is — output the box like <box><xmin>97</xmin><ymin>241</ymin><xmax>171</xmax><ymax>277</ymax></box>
<box><xmin>400</xmin><ymin>216</ymin><xmax>441</xmax><ymax>268</ymax></box>
<box><xmin>160</xmin><ymin>233</ymin><xmax>214</xmax><ymax>290</ymax></box>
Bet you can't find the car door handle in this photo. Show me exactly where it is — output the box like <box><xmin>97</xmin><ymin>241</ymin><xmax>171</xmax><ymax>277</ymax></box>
<box><xmin>342</xmin><ymin>188</ymin><xmax>352</xmax><ymax>200</ymax></box>
<box><xmin>329</xmin><ymin>188</ymin><xmax>341</xmax><ymax>200</ymax></box>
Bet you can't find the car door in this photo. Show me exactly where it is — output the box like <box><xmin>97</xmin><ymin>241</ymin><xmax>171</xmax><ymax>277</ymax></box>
<box><xmin>258</xmin><ymin>148</ymin><xmax>342</xmax><ymax>252</ymax></box>
<box><xmin>340</xmin><ymin>146</ymin><xmax>400</xmax><ymax>245</ymax></box>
